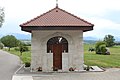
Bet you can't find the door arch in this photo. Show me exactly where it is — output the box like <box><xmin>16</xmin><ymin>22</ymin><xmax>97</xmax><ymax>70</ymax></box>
<box><xmin>47</xmin><ymin>36</ymin><xmax>68</xmax><ymax>71</ymax></box>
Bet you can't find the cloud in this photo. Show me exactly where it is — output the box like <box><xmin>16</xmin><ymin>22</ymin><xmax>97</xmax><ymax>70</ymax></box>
<box><xmin>84</xmin><ymin>17</ymin><xmax>120</xmax><ymax>38</ymax></box>
<box><xmin>59</xmin><ymin>0</ymin><xmax>120</xmax><ymax>16</ymax></box>
<box><xmin>0</xmin><ymin>0</ymin><xmax>4</xmax><ymax>7</ymax></box>
<box><xmin>4</xmin><ymin>0</ymin><xmax>120</xmax><ymax>19</ymax></box>
<box><xmin>1</xmin><ymin>0</ymin><xmax>120</xmax><ymax>38</ymax></box>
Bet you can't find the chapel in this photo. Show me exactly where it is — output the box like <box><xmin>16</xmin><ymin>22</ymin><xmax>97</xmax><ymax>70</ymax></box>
<box><xmin>20</xmin><ymin>6</ymin><xmax>94</xmax><ymax>72</ymax></box>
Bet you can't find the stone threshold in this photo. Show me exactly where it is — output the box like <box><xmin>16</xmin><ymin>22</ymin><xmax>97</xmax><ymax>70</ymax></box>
<box><xmin>15</xmin><ymin>64</ymin><xmax>105</xmax><ymax>75</ymax></box>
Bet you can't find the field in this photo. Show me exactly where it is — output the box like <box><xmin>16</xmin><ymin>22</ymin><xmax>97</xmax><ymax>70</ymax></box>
<box><xmin>3</xmin><ymin>44</ymin><xmax>120</xmax><ymax>68</ymax></box>
<box><xmin>84</xmin><ymin>44</ymin><xmax>120</xmax><ymax>68</ymax></box>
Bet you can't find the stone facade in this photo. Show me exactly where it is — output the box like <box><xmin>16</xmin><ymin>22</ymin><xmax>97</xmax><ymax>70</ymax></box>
<box><xmin>31</xmin><ymin>30</ymin><xmax>84</xmax><ymax>72</ymax></box>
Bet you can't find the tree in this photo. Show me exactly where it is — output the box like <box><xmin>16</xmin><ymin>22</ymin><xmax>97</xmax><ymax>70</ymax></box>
<box><xmin>0</xmin><ymin>35</ymin><xmax>19</xmax><ymax>51</ymax></box>
<box><xmin>0</xmin><ymin>7</ymin><xmax>4</xmax><ymax>27</ymax></box>
<box><xmin>104</xmin><ymin>35</ymin><xmax>115</xmax><ymax>47</ymax></box>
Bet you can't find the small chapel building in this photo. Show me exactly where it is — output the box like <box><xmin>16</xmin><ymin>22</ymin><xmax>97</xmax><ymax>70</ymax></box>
<box><xmin>20</xmin><ymin>6</ymin><xmax>94</xmax><ymax>72</ymax></box>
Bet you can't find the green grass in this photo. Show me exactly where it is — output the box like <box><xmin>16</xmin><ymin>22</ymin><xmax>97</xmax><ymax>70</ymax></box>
<box><xmin>3</xmin><ymin>44</ymin><xmax>120</xmax><ymax>68</ymax></box>
<box><xmin>84</xmin><ymin>44</ymin><xmax>120</xmax><ymax>68</ymax></box>
<box><xmin>4</xmin><ymin>47</ymin><xmax>31</xmax><ymax>63</ymax></box>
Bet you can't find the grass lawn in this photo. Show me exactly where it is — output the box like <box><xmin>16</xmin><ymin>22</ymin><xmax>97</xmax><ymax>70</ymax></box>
<box><xmin>84</xmin><ymin>44</ymin><xmax>120</xmax><ymax>68</ymax></box>
<box><xmin>3</xmin><ymin>47</ymin><xmax>31</xmax><ymax>63</ymax></box>
<box><xmin>3</xmin><ymin>44</ymin><xmax>120</xmax><ymax>68</ymax></box>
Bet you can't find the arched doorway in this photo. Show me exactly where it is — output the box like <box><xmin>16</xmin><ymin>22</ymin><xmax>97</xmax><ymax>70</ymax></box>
<box><xmin>47</xmin><ymin>36</ymin><xmax>68</xmax><ymax>71</ymax></box>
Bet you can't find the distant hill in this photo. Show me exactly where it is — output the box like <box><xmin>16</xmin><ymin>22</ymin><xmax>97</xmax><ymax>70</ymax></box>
<box><xmin>84</xmin><ymin>40</ymin><xmax>97</xmax><ymax>44</ymax></box>
<box><xmin>0</xmin><ymin>33</ymin><xmax>120</xmax><ymax>42</ymax></box>
<box><xmin>11</xmin><ymin>33</ymin><xmax>31</xmax><ymax>40</ymax></box>
<box><xmin>0</xmin><ymin>33</ymin><xmax>31</xmax><ymax>40</ymax></box>
<box><xmin>83</xmin><ymin>37</ymin><xmax>98</xmax><ymax>41</ymax></box>
<box><xmin>84</xmin><ymin>36</ymin><xmax>120</xmax><ymax>42</ymax></box>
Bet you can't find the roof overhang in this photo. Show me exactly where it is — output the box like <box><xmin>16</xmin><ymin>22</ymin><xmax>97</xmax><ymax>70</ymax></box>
<box><xmin>20</xmin><ymin>26</ymin><xmax>94</xmax><ymax>33</ymax></box>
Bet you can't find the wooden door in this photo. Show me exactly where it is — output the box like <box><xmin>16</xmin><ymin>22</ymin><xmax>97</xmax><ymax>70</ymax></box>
<box><xmin>53</xmin><ymin>44</ymin><xmax>62</xmax><ymax>71</ymax></box>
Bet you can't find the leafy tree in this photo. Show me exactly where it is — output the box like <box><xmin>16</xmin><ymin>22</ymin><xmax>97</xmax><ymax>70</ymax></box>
<box><xmin>95</xmin><ymin>41</ymin><xmax>107</xmax><ymax>54</ymax></box>
<box><xmin>0</xmin><ymin>35</ymin><xmax>19</xmax><ymax>51</ymax></box>
<box><xmin>104</xmin><ymin>35</ymin><xmax>115</xmax><ymax>47</ymax></box>
<box><xmin>0</xmin><ymin>7</ymin><xmax>4</xmax><ymax>27</ymax></box>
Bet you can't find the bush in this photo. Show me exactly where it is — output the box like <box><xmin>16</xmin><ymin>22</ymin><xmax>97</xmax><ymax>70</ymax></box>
<box><xmin>0</xmin><ymin>42</ymin><xmax>4</xmax><ymax>49</ymax></box>
<box><xmin>88</xmin><ymin>47</ymin><xmax>95</xmax><ymax>52</ymax></box>
<box><xmin>14</xmin><ymin>47</ymin><xmax>20</xmax><ymax>51</ymax></box>
<box><xmin>24</xmin><ymin>42</ymin><xmax>31</xmax><ymax>46</ymax></box>
<box><xmin>23</xmin><ymin>46</ymin><xmax>29</xmax><ymax>51</ymax></box>
<box><xmin>25</xmin><ymin>62</ymin><xmax>31</xmax><ymax>67</ymax></box>
<box><xmin>114</xmin><ymin>42</ymin><xmax>120</xmax><ymax>45</ymax></box>
<box><xmin>99</xmin><ymin>45</ymin><xmax>107</xmax><ymax>55</ymax></box>
<box><xmin>95</xmin><ymin>41</ymin><xmax>107</xmax><ymax>54</ymax></box>
<box><xmin>20</xmin><ymin>46</ymin><xmax>29</xmax><ymax>53</ymax></box>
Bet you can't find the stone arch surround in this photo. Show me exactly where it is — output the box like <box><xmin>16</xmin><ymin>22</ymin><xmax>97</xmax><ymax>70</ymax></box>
<box><xmin>42</xmin><ymin>32</ymin><xmax>74</xmax><ymax>45</ymax></box>
<box><xmin>41</xmin><ymin>32</ymin><xmax>74</xmax><ymax>71</ymax></box>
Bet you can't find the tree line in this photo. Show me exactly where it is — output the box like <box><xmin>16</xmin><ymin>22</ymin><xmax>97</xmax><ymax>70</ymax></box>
<box><xmin>0</xmin><ymin>35</ymin><xmax>30</xmax><ymax>55</ymax></box>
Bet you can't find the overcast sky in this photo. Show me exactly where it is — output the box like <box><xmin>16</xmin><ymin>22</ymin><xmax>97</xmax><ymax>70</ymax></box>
<box><xmin>0</xmin><ymin>0</ymin><xmax>120</xmax><ymax>39</ymax></box>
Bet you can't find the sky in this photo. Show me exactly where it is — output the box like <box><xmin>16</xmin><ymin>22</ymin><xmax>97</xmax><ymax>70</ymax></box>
<box><xmin>0</xmin><ymin>0</ymin><xmax>120</xmax><ymax>39</ymax></box>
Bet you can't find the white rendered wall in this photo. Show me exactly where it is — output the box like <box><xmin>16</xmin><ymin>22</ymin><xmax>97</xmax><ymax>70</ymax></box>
<box><xmin>31</xmin><ymin>30</ymin><xmax>84</xmax><ymax>72</ymax></box>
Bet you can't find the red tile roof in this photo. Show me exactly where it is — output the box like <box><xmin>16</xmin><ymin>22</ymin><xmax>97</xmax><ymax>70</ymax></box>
<box><xmin>20</xmin><ymin>7</ymin><xmax>94</xmax><ymax>27</ymax></box>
